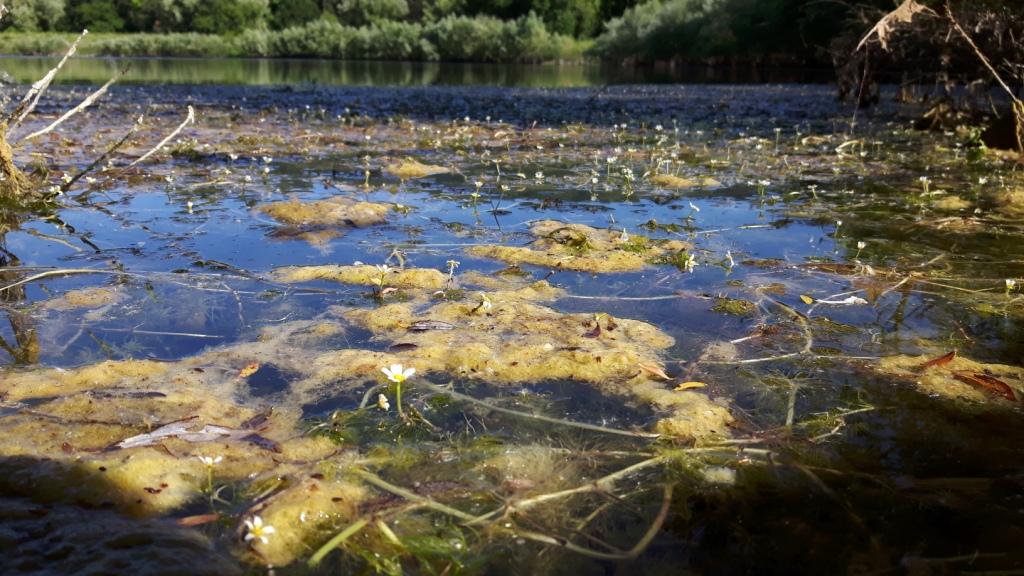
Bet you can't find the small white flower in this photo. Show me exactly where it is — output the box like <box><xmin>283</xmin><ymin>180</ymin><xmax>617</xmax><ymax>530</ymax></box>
<box><xmin>197</xmin><ymin>455</ymin><xmax>222</xmax><ymax>467</ymax></box>
<box><xmin>835</xmin><ymin>220</ymin><xmax>843</xmax><ymax>227</ymax></box>
<box><xmin>229</xmin><ymin>153</ymin><xmax>238</xmax><ymax>161</ymax></box>
<box><xmin>479</xmin><ymin>293</ymin><xmax>493</xmax><ymax>312</ymax></box>
<box><xmin>381</xmin><ymin>364</ymin><xmax>415</xmax><ymax>384</ymax></box>
<box><xmin>1007</xmin><ymin>279</ymin><xmax>1017</xmax><ymax>291</ymax></box>
<box><xmin>85</xmin><ymin>176</ymin><xmax>97</xmax><ymax>184</ymax></box>
<box><xmin>262</xmin><ymin>166</ymin><xmax>270</xmax><ymax>175</ymax></box>
<box><xmin>758</xmin><ymin>179</ymin><xmax>771</xmax><ymax>187</ymax></box>
<box><xmin>376</xmin><ymin>264</ymin><xmax>391</xmax><ymax>274</ymax></box>
<box><xmin>243</xmin><ymin>516</ymin><xmax>275</xmax><ymax>545</ymax></box>
<box><xmin>186</xmin><ymin>201</ymin><xmax>194</xmax><ymax>214</ymax></box>
<box><xmin>978</xmin><ymin>176</ymin><xmax>989</xmax><ymax>185</ymax></box>
<box><xmin>857</xmin><ymin>241</ymin><xmax>866</xmax><ymax>250</ymax></box>
<box><xmin>262</xmin><ymin>156</ymin><xmax>272</xmax><ymax>164</ymax></box>
<box><xmin>61</xmin><ymin>172</ymin><xmax>73</xmax><ymax>184</ymax></box>
<box><xmin>377</xmin><ymin>393</ymin><xmax>391</xmax><ymax>411</ymax></box>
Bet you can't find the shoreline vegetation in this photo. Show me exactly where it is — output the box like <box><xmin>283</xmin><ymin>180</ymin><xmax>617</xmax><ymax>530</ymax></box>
<box><xmin>0</xmin><ymin>18</ymin><xmax>590</xmax><ymax>63</ymax></box>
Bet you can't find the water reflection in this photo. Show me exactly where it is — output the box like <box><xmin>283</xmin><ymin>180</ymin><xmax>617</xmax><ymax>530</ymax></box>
<box><xmin>0</xmin><ymin>56</ymin><xmax>834</xmax><ymax>87</ymax></box>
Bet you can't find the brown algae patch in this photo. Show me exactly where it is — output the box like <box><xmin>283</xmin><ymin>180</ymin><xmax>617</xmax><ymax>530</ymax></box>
<box><xmin>876</xmin><ymin>353</ymin><xmax>1024</xmax><ymax>404</ymax></box>
<box><xmin>42</xmin><ymin>286</ymin><xmax>124</xmax><ymax>311</ymax></box>
<box><xmin>383</xmin><ymin>158</ymin><xmax>451</xmax><ymax>179</ymax></box>
<box><xmin>258</xmin><ymin>197</ymin><xmax>390</xmax><ymax>228</ymax></box>
<box><xmin>273</xmin><ymin>265</ymin><xmax>447</xmax><ymax>290</ymax></box>
<box><xmin>467</xmin><ymin>220</ymin><xmax>692</xmax><ymax>273</ymax></box>
<box><xmin>649</xmin><ymin>173</ymin><xmax>722</xmax><ymax>188</ymax></box>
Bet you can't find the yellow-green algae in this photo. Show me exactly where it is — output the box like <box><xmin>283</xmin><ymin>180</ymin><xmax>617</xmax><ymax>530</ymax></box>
<box><xmin>272</xmin><ymin>264</ymin><xmax>447</xmax><ymax>290</ymax></box>
<box><xmin>315</xmin><ymin>281</ymin><xmax>732</xmax><ymax>441</ymax></box>
<box><xmin>41</xmin><ymin>286</ymin><xmax>124</xmax><ymax>311</ymax></box>
<box><xmin>258</xmin><ymin>197</ymin><xmax>390</xmax><ymax>228</ymax></box>
<box><xmin>649</xmin><ymin>173</ymin><xmax>722</xmax><ymax>188</ymax></box>
<box><xmin>0</xmin><ymin>332</ymin><xmax>368</xmax><ymax>567</ymax></box>
<box><xmin>467</xmin><ymin>220</ymin><xmax>692</xmax><ymax>273</ymax></box>
<box><xmin>383</xmin><ymin>158</ymin><xmax>451</xmax><ymax>179</ymax></box>
<box><xmin>876</xmin><ymin>353</ymin><xmax>1024</xmax><ymax>404</ymax></box>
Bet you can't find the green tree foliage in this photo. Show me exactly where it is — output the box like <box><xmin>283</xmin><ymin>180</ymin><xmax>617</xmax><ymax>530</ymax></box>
<box><xmin>67</xmin><ymin>0</ymin><xmax>125</xmax><ymax>32</ymax></box>
<box><xmin>327</xmin><ymin>0</ymin><xmax>410</xmax><ymax>27</ymax></box>
<box><xmin>269</xmin><ymin>0</ymin><xmax>320</xmax><ymax>30</ymax></box>
<box><xmin>3</xmin><ymin>0</ymin><xmax>66</xmax><ymax>32</ymax></box>
<box><xmin>116</xmin><ymin>0</ymin><xmax>199</xmax><ymax>33</ymax></box>
<box><xmin>191</xmin><ymin>0</ymin><xmax>268</xmax><ymax>34</ymax></box>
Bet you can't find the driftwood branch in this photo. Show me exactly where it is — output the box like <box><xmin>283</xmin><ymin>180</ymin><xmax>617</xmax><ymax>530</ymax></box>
<box><xmin>19</xmin><ymin>66</ymin><xmax>129</xmax><ymax>144</ymax></box>
<box><xmin>128</xmin><ymin>105</ymin><xmax>195</xmax><ymax>167</ymax></box>
<box><xmin>4</xmin><ymin>30</ymin><xmax>89</xmax><ymax>135</ymax></box>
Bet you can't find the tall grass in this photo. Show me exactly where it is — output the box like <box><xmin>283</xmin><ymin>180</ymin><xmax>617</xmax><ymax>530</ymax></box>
<box><xmin>0</xmin><ymin>14</ymin><xmax>587</xmax><ymax>63</ymax></box>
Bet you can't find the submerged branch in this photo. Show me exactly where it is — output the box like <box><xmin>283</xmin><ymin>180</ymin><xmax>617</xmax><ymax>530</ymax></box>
<box><xmin>421</xmin><ymin>380</ymin><xmax>660</xmax><ymax>439</ymax></box>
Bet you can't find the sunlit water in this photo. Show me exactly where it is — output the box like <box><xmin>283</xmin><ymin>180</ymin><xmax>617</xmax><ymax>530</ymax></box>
<box><xmin>1</xmin><ymin>78</ymin><xmax>1023</xmax><ymax>574</ymax></box>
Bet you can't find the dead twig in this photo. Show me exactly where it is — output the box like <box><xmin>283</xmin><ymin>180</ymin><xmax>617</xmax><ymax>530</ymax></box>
<box><xmin>4</xmin><ymin>30</ymin><xmax>89</xmax><ymax>135</ymax></box>
<box><xmin>128</xmin><ymin>105</ymin><xmax>195</xmax><ymax>167</ymax></box>
<box><xmin>19</xmin><ymin>66</ymin><xmax>129</xmax><ymax>144</ymax></box>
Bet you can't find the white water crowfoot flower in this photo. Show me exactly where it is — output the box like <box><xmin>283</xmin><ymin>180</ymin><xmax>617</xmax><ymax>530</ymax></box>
<box><xmin>381</xmin><ymin>364</ymin><xmax>415</xmax><ymax>417</ymax></box>
<box><xmin>197</xmin><ymin>455</ymin><xmax>223</xmax><ymax>467</ymax></box>
<box><xmin>243</xmin><ymin>516</ymin><xmax>276</xmax><ymax>545</ymax></box>
<box><xmin>1007</xmin><ymin>279</ymin><xmax>1018</xmax><ymax>294</ymax></box>
<box><xmin>382</xmin><ymin>364</ymin><xmax>415</xmax><ymax>384</ymax></box>
<box><xmin>377</xmin><ymin>393</ymin><xmax>391</xmax><ymax>411</ymax></box>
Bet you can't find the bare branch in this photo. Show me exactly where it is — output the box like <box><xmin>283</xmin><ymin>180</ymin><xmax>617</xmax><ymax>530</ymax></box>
<box><xmin>63</xmin><ymin>115</ymin><xmax>144</xmax><ymax>197</ymax></box>
<box><xmin>4</xmin><ymin>30</ymin><xmax>89</xmax><ymax>135</ymax></box>
<box><xmin>856</xmin><ymin>0</ymin><xmax>936</xmax><ymax>52</ymax></box>
<box><xmin>128</xmin><ymin>105</ymin><xmax>195</xmax><ymax>167</ymax></box>
<box><xmin>18</xmin><ymin>67</ymin><xmax>129</xmax><ymax>144</ymax></box>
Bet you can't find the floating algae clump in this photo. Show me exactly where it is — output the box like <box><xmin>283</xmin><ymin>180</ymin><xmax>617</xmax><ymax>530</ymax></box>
<box><xmin>0</xmin><ymin>344</ymin><xmax>369</xmax><ymax>567</ymax></box>
<box><xmin>712</xmin><ymin>297</ymin><xmax>757</xmax><ymax>316</ymax></box>
<box><xmin>876</xmin><ymin>352</ymin><xmax>1024</xmax><ymax>404</ymax></box>
<box><xmin>467</xmin><ymin>220</ymin><xmax>691</xmax><ymax>273</ymax></box>
<box><xmin>258</xmin><ymin>197</ymin><xmax>390</xmax><ymax>228</ymax></box>
<box><xmin>314</xmin><ymin>282</ymin><xmax>732</xmax><ymax>441</ymax></box>
<box><xmin>384</xmin><ymin>157</ymin><xmax>450</xmax><ymax>179</ymax></box>
<box><xmin>42</xmin><ymin>286</ymin><xmax>124</xmax><ymax>311</ymax></box>
<box><xmin>649</xmin><ymin>173</ymin><xmax>722</xmax><ymax>188</ymax></box>
<box><xmin>273</xmin><ymin>265</ymin><xmax>447</xmax><ymax>290</ymax></box>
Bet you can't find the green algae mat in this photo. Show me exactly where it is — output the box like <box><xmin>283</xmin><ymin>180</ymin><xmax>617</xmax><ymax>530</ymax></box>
<box><xmin>0</xmin><ymin>83</ymin><xmax>1023</xmax><ymax>575</ymax></box>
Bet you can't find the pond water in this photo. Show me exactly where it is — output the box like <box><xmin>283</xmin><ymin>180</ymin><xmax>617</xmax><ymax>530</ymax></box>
<box><xmin>0</xmin><ymin>79</ymin><xmax>1023</xmax><ymax>575</ymax></box>
<box><xmin>0</xmin><ymin>55</ymin><xmax>834</xmax><ymax>87</ymax></box>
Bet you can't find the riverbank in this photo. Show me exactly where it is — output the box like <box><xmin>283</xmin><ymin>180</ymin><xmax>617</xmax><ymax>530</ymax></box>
<box><xmin>0</xmin><ymin>17</ymin><xmax>590</xmax><ymax>63</ymax></box>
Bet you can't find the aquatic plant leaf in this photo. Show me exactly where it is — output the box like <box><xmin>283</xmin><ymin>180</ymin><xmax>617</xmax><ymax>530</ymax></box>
<box><xmin>177</xmin><ymin>513</ymin><xmax>221</xmax><ymax>527</ymax></box>
<box><xmin>638</xmin><ymin>362</ymin><xmax>671</xmax><ymax>380</ymax></box>
<box><xmin>816</xmin><ymin>295</ymin><xmax>869</xmax><ymax>306</ymax></box>
<box><xmin>238</xmin><ymin>362</ymin><xmax>261</xmax><ymax>378</ymax></box>
<box><xmin>407</xmin><ymin>320</ymin><xmax>456</xmax><ymax>332</ymax></box>
<box><xmin>674</xmin><ymin>381</ymin><xmax>707</xmax><ymax>391</ymax></box>
<box><xmin>110</xmin><ymin>417</ymin><xmax>282</xmax><ymax>451</ymax></box>
<box><xmin>953</xmin><ymin>372</ymin><xmax>1018</xmax><ymax>402</ymax></box>
<box><xmin>919</xmin><ymin>350</ymin><xmax>956</xmax><ymax>370</ymax></box>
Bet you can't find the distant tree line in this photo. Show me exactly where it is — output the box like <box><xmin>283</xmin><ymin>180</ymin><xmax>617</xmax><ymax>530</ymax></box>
<box><xmin>0</xmin><ymin>0</ymin><xmax>643</xmax><ymax>38</ymax></box>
